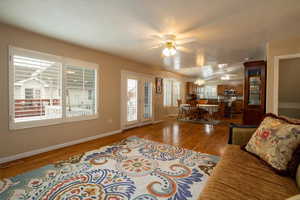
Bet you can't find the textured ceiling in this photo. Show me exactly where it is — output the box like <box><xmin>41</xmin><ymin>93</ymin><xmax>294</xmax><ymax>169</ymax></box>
<box><xmin>0</xmin><ymin>0</ymin><xmax>300</xmax><ymax>82</ymax></box>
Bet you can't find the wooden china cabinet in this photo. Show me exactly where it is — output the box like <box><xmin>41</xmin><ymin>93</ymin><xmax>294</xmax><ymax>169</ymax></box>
<box><xmin>243</xmin><ymin>60</ymin><xmax>267</xmax><ymax>125</ymax></box>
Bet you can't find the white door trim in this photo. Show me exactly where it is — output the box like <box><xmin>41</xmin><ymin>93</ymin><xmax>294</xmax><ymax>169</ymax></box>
<box><xmin>273</xmin><ymin>53</ymin><xmax>300</xmax><ymax>114</ymax></box>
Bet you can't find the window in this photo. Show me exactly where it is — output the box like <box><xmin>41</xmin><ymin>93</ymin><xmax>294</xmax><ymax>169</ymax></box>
<box><xmin>65</xmin><ymin>65</ymin><xmax>96</xmax><ymax>118</ymax></box>
<box><xmin>25</xmin><ymin>88</ymin><xmax>34</xmax><ymax>99</ymax></box>
<box><xmin>9</xmin><ymin>47</ymin><xmax>99</xmax><ymax>129</ymax></box>
<box><xmin>34</xmin><ymin>89</ymin><xmax>41</xmax><ymax>99</ymax></box>
<box><xmin>198</xmin><ymin>85</ymin><xmax>217</xmax><ymax>99</ymax></box>
<box><xmin>163</xmin><ymin>79</ymin><xmax>181</xmax><ymax>106</ymax></box>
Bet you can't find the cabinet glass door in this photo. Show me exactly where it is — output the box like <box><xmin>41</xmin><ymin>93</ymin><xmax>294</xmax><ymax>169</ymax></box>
<box><xmin>248</xmin><ymin>69</ymin><xmax>261</xmax><ymax>105</ymax></box>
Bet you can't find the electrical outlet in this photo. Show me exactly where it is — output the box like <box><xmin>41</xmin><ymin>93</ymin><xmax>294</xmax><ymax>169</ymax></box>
<box><xmin>107</xmin><ymin>118</ymin><xmax>113</xmax><ymax>123</ymax></box>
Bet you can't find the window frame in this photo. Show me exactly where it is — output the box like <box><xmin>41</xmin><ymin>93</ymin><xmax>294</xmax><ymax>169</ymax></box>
<box><xmin>163</xmin><ymin>78</ymin><xmax>181</xmax><ymax>107</ymax></box>
<box><xmin>9</xmin><ymin>46</ymin><xmax>100</xmax><ymax>130</ymax></box>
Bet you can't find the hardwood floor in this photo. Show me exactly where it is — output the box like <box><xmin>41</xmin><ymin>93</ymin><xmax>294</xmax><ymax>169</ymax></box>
<box><xmin>0</xmin><ymin>116</ymin><xmax>242</xmax><ymax>179</ymax></box>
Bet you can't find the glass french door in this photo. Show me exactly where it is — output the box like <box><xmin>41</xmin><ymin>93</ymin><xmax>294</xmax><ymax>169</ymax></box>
<box><xmin>127</xmin><ymin>78</ymin><xmax>139</xmax><ymax>124</ymax></box>
<box><xmin>142</xmin><ymin>79</ymin><xmax>152</xmax><ymax>121</ymax></box>
<box><xmin>123</xmin><ymin>73</ymin><xmax>153</xmax><ymax>127</ymax></box>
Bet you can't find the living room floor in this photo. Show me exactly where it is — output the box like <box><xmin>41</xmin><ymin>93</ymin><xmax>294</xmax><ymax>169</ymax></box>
<box><xmin>0</xmin><ymin>116</ymin><xmax>242</xmax><ymax>179</ymax></box>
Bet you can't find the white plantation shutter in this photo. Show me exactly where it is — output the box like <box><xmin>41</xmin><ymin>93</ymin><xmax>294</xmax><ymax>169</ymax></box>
<box><xmin>164</xmin><ymin>79</ymin><xmax>181</xmax><ymax>107</ymax></box>
<box><xmin>9</xmin><ymin>47</ymin><xmax>99</xmax><ymax>129</ymax></box>
<box><xmin>12</xmin><ymin>53</ymin><xmax>62</xmax><ymax>123</ymax></box>
<box><xmin>163</xmin><ymin>79</ymin><xmax>172</xmax><ymax>106</ymax></box>
<box><xmin>173</xmin><ymin>81</ymin><xmax>181</xmax><ymax>106</ymax></box>
<box><xmin>143</xmin><ymin>81</ymin><xmax>152</xmax><ymax>119</ymax></box>
<box><xmin>65</xmin><ymin>65</ymin><xmax>96</xmax><ymax>118</ymax></box>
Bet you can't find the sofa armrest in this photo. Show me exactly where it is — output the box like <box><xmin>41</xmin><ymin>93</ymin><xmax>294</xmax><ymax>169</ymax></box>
<box><xmin>228</xmin><ymin>123</ymin><xmax>258</xmax><ymax>145</ymax></box>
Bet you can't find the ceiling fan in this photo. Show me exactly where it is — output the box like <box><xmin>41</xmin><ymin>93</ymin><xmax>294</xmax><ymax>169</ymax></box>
<box><xmin>149</xmin><ymin>34</ymin><xmax>197</xmax><ymax>57</ymax></box>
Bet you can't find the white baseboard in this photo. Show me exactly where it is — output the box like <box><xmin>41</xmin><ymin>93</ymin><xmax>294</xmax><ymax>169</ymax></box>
<box><xmin>0</xmin><ymin>129</ymin><xmax>122</xmax><ymax>164</ymax></box>
<box><xmin>123</xmin><ymin>120</ymin><xmax>155</xmax><ymax>130</ymax></box>
<box><xmin>122</xmin><ymin>120</ymin><xmax>165</xmax><ymax>130</ymax></box>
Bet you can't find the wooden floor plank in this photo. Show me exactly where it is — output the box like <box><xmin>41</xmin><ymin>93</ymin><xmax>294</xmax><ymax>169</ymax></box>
<box><xmin>0</xmin><ymin>116</ymin><xmax>242</xmax><ymax>179</ymax></box>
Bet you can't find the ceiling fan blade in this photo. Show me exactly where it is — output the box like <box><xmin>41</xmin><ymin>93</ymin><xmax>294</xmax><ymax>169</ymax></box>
<box><xmin>177</xmin><ymin>46</ymin><xmax>193</xmax><ymax>53</ymax></box>
<box><xmin>176</xmin><ymin>37</ymin><xmax>198</xmax><ymax>45</ymax></box>
<box><xmin>149</xmin><ymin>44</ymin><xmax>163</xmax><ymax>49</ymax></box>
<box><xmin>148</xmin><ymin>34</ymin><xmax>165</xmax><ymax>42</ymax></box>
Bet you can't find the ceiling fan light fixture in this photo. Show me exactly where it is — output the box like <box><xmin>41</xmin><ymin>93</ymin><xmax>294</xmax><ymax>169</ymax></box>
<box><xmin>162</xmin><ymin>40</ymin><xmax>176</xmax><ymax>57</ymax></box>
<box><xmin>163</xmin><ymin>47</ymin><xmax>176</xmax><ymax>57</ymax></box>
<box><xmin>218</xmin><ymin>63</ymin><xmax>227</xmax><ymax>68</ymax></box>
<box><xmin>194</xmin><ymin>79</ymin><xmax>205</xmax><ymax>86</ymax></box>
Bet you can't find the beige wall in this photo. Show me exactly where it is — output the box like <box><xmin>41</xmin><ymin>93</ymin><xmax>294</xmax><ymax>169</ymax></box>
<box><xmin>279</xmin><ymin>58</ymin><xmax>300</xmax><ymax>102</ymax></box>
<box><xmin>266</xmin><ymin>36</ymin><xmax>300</xmax><ymax>113</ymax></box>
<box><xmin>278</xmin><ymin>58</ymin><xmax>300</xmax><ymax>118</ymax></box>
<box><xmin>0</xmin><ymin>23</ymin><xmax>187</xmax><ymax>158</ymax></box>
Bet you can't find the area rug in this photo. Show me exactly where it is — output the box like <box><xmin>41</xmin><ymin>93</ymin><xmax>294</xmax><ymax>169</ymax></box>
<box><xmin>0</xmin><ymin>136</ymin><xmax>219</xmax><ymax>200</ymax></box>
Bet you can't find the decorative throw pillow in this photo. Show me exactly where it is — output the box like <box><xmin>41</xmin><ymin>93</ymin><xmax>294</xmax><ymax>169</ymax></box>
<box><xmin>245</xmin><ymin>114</ymin><xmax>300</xmax><ymax>172</ymax></box>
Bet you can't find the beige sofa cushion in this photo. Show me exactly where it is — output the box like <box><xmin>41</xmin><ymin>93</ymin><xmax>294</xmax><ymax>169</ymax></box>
<box><xmin>297</xmin><ymin>165</ymin><xmax>300</xmax><ymax>188</ymax></box>
<box><xmin>199</xmin><ymin>145</ymin><xmax>299</xmax><ymax>200</ymax></box>
<box><xmin>287</xmin><ymin>194</ymin><xmax>300</xmax><ymax>200</ymax></box>
<box><xmin>232</xmin><ymin>127</ymin><xmax>257</xmax><ymax>146</ymax></box>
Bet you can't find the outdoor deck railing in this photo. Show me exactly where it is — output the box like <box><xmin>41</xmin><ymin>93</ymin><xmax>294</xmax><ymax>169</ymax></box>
<box><xmin>15</xmin><ymin>99</ymin><xmax>60</xmax><ymax>118</ymax></box>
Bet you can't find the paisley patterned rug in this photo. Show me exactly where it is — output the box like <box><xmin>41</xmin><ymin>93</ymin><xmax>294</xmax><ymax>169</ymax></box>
<box><xmin>0</xmin><ymin>137</ymin><xmax>219</xmax><ymax>200</ymax></box>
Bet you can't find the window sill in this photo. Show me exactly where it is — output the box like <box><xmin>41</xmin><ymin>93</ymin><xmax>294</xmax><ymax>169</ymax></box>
<box><xmin>9</xmin><ymin>114</ymin><xmax>99</xmax><ymax>130</ymax></box>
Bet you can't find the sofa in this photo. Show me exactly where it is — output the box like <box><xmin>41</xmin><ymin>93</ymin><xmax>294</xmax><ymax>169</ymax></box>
<box><xmin>199</xmin><ymin>123</ymin><xmax>300</xmax><ymax>200</ymax></box>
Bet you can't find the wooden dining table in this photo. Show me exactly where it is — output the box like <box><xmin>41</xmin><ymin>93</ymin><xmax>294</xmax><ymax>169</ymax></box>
<box><xmin>180</xmin><ymin>104</ymin><xmax>219</xmax><ymax>122</ymax></box>
<box><xmin>197</xmin><ymin>104</ymin><xmax>219</xmax><ymax>114</ymax></box>
<box><xmin>197</xmin><ymin>104</ymin><xmax>219</xmax><ymax>122</ymax></box>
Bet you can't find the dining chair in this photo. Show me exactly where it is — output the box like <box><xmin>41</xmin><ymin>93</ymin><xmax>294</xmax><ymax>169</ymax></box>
<box><xmin>230</xmin><ymin>101</ymin><xmax>237</xmax><ymax>118</ymax></box>
<box><xmin>198</xmin><ymin>108</ymin><xmax>209</xmax><ymax>120</ymax></box>
<box><xmin>177</xmin><ymin>99</ymin><xmax>183</xmax><ymax>119</ymax></box>
<box><xmin>187</xmin><ymin>101</ymin><xmax>200</xmax><ymax>120</ymax></box>
<box><xmin>212</xmin><ymin>106</ymin><xmax>222</xmax><ymax>120</ymax></box>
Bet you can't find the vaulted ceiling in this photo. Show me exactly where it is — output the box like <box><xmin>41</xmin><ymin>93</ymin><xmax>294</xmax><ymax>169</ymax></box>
<box><xmin>1</xmin><ymin>0</ymin><xmax>300</xmax><ymax>82</ymax></box>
